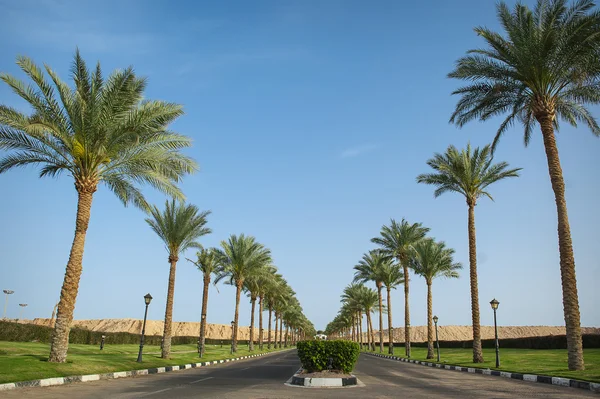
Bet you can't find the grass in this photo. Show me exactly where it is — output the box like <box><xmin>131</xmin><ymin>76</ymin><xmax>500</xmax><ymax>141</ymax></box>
<box><xmin>362</xmin><ymin>346</ymin><xmax>600</xmax><ymax>383</ymax></box>
<box><xmin>0</xmin><ymin>341</ymin><xmax>292</xmax><ymax>384</ymax></box>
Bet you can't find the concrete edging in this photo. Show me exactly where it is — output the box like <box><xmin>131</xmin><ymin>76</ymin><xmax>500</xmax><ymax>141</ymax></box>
<box><xmin>367</xmin><ymin>352</ymin><xmax>600</xmax><ymax>394</ymax></box>
<box><xmin>0</xmin><ymin>348</ymin><xmax>294</xmax><ymax>392</ymax></box>
<box><xmin>287</xmin><ymin>368</ymin><xmax>359</xmax><ymax>388</ymax></box>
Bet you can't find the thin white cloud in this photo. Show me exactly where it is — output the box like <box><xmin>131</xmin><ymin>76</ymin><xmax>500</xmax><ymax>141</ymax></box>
<box><xmin>339</xmin><ymin>144</ymin><xmax>378</xmax><ymax>159</ymax></box>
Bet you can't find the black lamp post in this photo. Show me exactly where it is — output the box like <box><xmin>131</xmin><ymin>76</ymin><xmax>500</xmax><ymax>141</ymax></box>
<box><xmin>433</xmin><ymin>315</ymin><xmax>440</xmax><ymax>362</ymax></box>
<box><xmin>137</xmin><ymin>293</ymin><xmax>152</xmax><ymax>363</ymax></box>
<box><xmin>100</xmin><ymin>335</ymin><xmax>106</xmax><ymax>350</ymax></box>
<box><xmin>230</xmin><ymin>321</ymin><xmax>235</xmax><ymax>354</ymax></box>
<box><xmin>490</xmin><ymin>298</ymin><xmax>500</xmax><ymax>368</ymax></box>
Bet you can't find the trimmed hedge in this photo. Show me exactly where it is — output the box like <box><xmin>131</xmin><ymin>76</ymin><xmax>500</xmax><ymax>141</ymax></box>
<box><xmin>297</xmin><ymin>340</ymin><xmax>360</xmax><ymax>373</ymax></box>
<box><xmin>0</xmin><ymin>321</ymin><xmax>254</xmax><ymax>346</ymax></box>
<box><xmin>371</xmin><ymin>334</ymin><xmax>600</xmax><ymax>350</ymax></box>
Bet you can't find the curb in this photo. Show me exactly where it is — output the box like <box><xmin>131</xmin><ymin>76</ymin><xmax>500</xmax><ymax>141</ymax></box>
<box><xmin>0</xmin><ymin>348</ymin><xmax>294</xmax><ymax>392</ymax></box>
<box><xmin>289</xmin><ymin>368</ymin><xmax>358</xmax><ymax>387</ymax></box>
<box><xmin>366</xmin><ymin>352</ymin><xmax>600</xmax><ymax>394</ymax></box>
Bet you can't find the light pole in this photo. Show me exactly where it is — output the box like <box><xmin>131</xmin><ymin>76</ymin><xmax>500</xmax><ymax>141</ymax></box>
<box><xmin>137</xmin><ymin>293</ymin><xmax>152</xmax><ymax>362</ymax></box>
<box><xmin>3</xmin><ymin>290</ymin><xmax>14</xmax><ymax>319</ymax></box>
<box><xmin>230</xmin><ymin>321</ymin><xmax>235</xmax><ymax>354</ymax></box>
<box><xmin>433</xmin><ymin>315</ymin><xmax>440</xmax><ymax>362</ymax></box>
<box><xmin>490</xmin><ymin>298</ymin><xmax>500</xmax><ymax>368</ymax></box>
<box><xmin>18</xmin><ymin>304</ymin><xmax>27</xmax><ymax>321</ymax></box>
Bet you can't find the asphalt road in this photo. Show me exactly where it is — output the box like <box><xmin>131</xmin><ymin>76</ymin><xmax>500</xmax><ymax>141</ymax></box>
<box><xmin>1</xmin><ymin>350</ymin><xmax>596</xmax><ymax>398</ymax></box>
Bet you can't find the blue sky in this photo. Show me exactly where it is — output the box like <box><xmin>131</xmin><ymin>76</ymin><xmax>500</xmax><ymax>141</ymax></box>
<box><xmin>0</xmin><ymin>0</ymin><xmax>598</xmax><ymax>332</ymax></box>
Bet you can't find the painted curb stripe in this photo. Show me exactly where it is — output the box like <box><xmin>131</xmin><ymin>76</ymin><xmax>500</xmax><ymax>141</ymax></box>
<box><xmin>366</xmin><ymin>352</ymin><xmax>597</xmax><ymax>394</ymax></box>
<box><xmin>0</xmin><ymin>348</ymin><xmax>293</xmax><ymax>391</ymax></box>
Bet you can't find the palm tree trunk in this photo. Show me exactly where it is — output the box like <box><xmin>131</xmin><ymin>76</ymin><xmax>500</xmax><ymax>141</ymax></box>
<box><xmin>377</xmin><ymin>283</ymin><xmax>384</xmax><ymax>353</ymax></box>
<box><xmin>233</xmin><ymin>282</ymin><xmax>242</xmax><ymax>352</ymax></box>
<box><xmin>284</xmin><ymin>325</ymin><xmax>289</xmax><ymax>347</ymax></box>
<box><xmin>387</xmin><ymin>286</ymin><xmax>393</xmax><ymax>355</ymax></box>
<box><xmin>49</xmin><ymin>189</ymin><xmax>95</xmax><ymax>363</ymax></box>
<box><xmin>279</xmin><ymin>317</ymin><xmax>283</xmax><ymax>348</ymax></box>
<box><xmin>368</xmin><ymin>310</ymin><xmax>375</xmax><ymax>351</ymax></box>
<box><xmin>538</xmin><ymin>116</ymin><xmax>584</xmax><ymax>371</ymax></box>
<box><xmin>358</xmin><ymin>313</ymin><xmax>363</xmax><ymax>350</ymax></box>
<box><xmin>274</xmin><ymin>312</ymin><xmax>278</xmax><ymax>349</ymax></box>
<box><xmin>199</xmin><ymin>274</ymin><xmax>210</xmax><ymax>358</ymax></box>
<box><xmin>267</xmin><ymin>307</ymin><xmax>273</xmax><ymax>349</ymax></box>
<box><xmin>259</xmin><ymin>296</ymin><xmax>264</xmax><ymax>350</ymax></box>
<box><xmin>426</xmin><ymin>281</ymin><xmax>434</xmax><ymax>359</ymax></box>
<box><xmin>402</xmin><ymin>261</ymin><xmax>411</xmax><ymax>358</ymax></box>
<box><xmin>161</xmin><ymin>256</ymin><xmax>179</xmax><ymax>359</ymax></box>
<box><xmin>468</xmin><ymin>202</ymin><xmax>484</xmax><ymax>363</ymax></box>
<box><xmin>249</xmin><ymin>295</ymin><xmax>256</xmax><ymax>351</ymax></box>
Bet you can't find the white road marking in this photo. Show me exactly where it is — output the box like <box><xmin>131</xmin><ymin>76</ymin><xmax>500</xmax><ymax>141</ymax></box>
<box><xmin>241</xmin><ymin>367</ymin><xmax>251</xmax><ymax>370</ymax></box>
<box><xmin>139</xmin><ymin>388</ymin><xmax>172</xmax><ymax>397</ymax></box>
<box><xmin>190</xmin><ymin>377</ymin><xmax>214</xmax><ymax>384</ymax></box>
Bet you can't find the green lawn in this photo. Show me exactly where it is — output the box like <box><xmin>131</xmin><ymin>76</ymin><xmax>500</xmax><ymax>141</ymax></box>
<box><xmin>363</xmin><ymin>346</ymin><xmax>600</xmax><ymax>383</ymax></box>
<box><xmin>0</xmin><ymin>341</ymin><xmax>292</xmax><ymax>384</ymax></box>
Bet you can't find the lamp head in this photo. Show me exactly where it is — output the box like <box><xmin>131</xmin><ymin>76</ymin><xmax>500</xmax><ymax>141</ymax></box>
<box><xmin>433</xmin><ymin>315</ymin><xmax>438</xmax><ymax>324</ymax></box>
<box><xmin>490</xmin><ymin>298</ymin><xmax>499</xmax><ymax>310</ymax></box>
<box><xmin>144</xmin><ymin>293</ymin><xmax>153</xmax><ymax>305</ymax></box>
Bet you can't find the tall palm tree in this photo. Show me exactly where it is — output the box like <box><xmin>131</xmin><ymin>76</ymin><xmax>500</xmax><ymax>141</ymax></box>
<box><xmin>417</xmin><ymin>144</ymin><xmax>520</xmax><ymax>363</ymax></box>
<box><xmin>215</xmin><ymin>234</ymin><xmax>271</xmax><ymax>352</ymax></box>
<box><xmin>257</xmin><ymin>266</ymin><xmax>277</xmax><ymax>350</ymax></box>
<box><xmin>372</xmin><ymin>219</ymin><xmax>429</xmax><ymax>357</ymax></box>
<box><xmin>146</xmin><ymin>199</ymin><xmax>211</xmax><ymax>358</ymax></box>
<box><xmin>0</xmin><ymin>52</ymin><xmax>196</xmax><ymax>363</ymax></box>
<box><xmin>187</xmin><ymin>246</ymin><xmax>220</xmax><ymax>358</ymax></box>
<box><xmin>379</xmin><ymin>261</ymin><xmax>404</xmax><ymax>354</ymax></box>
<box><xmin>263</xmin><ymin>275</ymin><xmax>283</xmax><ymax>349</ymax></box>
<box><xmin>411</xmin><ymin>238</ymin><xmax>462</xmax><ymax>359</ymax></box>
<box><xmin>447</xmin><ymin>0</ymin><xmax>600</xmax><ymax>370</ymax></box>
<box><xmin>243</xmin><ymin>264</ymin><xmax>275</xmax><ymax>351</ymax></box>
<box><xmin>358</xmin><ymin>286</ymin><xmax>379</xmax><ymax>352</ymax></box>
<box><xmin>353</xmin><ymin>250</ymin><xmax>389</xmax><ymax>352</ymax></box>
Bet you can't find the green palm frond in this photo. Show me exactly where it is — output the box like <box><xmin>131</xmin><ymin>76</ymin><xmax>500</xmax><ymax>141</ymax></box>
<box><xmin>214</xmin><ymin>234</ymin><xmax>272</xmax><ymax>288</ymax></box>
<box><xmin>0</xmin><ymin>50</ymin><xmax>197</xmax><ymax>206</ymax></box>
<box><xmin>416</xmin><ymin>143</ymin><xmax>521</xmax><ymax>205</ymax></box>
<box><xmin>448</xmin><ymin>0</ymin><xmax>600</xmax><ymax>149</ymax></box>
<box><xmin>371</xmin><ymin>218</ymin><xmax>430</xmax><ymax>264</ymax></box>
<box><xmin>410</xmin><ymin>238</ymin><xmax>462</xmax><ymax>284</ymax></box>
<box><xmin>145</xmin><ymin>199</ymin><xmax>211</xmax><ymax>256</ymax></box>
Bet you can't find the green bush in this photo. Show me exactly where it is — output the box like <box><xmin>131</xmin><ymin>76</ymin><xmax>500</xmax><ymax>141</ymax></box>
<box><xmin>297</xmin><ymin>340</ymin><xmax>360</xmax><ymax>373</ymax></box>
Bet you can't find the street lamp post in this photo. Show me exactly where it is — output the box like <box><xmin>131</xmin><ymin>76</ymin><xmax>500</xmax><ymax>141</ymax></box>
<box><xmin>433</xmin><ymin>315</ymin><xmax>440</xmax><ymax>362</ymax></box>
<box><xmin>490</xmin><ymin>298</ymin><xmax>500</xmax><ymax>368</ymax></box>
<box><xmin>18</xmin><ymin>304</ymin><xmax>27</xmax><ymax>321</ymax></box>
<box><xmin>230</xmin><ymin>321</ymin><xmax>235</xmax><ymax>354</ymax></box>
<box><xmin>3</xmin><ymin>290</ymin><xmax>14</xmax><ymax>319</ymax></box>
<box><xmin>100</xmin><ymin>335</ymin><xmax>106</xmax><ymax>350</ymax></box>
<box><xmin>137</xmin><ymin>293</ymin><xmax>153</xmax><ymax>363</ymax></box>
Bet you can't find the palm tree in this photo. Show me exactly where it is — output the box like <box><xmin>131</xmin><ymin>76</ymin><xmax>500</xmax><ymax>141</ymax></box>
<box><xmin>358</xmin><ymin>286</ymin><xmax>379</xmax><ymax>351</ymax></box>
<box><xmin>447</xmin><ymin>0</ymin><xmax>600</xmax><ymax>370</ymax></box>
<box><xmin>372</xmin><ymin>219</ymin><xmax>429</xmax><ymax>357</ymax></box>
<box><xmin>379</xmin><ymin>261</ymin><xmax>404</xmax><ymax>354</ymax></box>
<box><xmin>256</xmin><ymin>266</ymin><xmax>278</xmax><ymax>350</ymax></box>
<box><xmin>417</xmin><ymin>144</ymin><xmax>520</xmax><ymax>363</ymax></box>
<box><xmin>146</xmin><ymin>199</ymin><xmax>211</xmax><ymax>358</ymax></box>
<box><xmin>410</xmin><ymin>238</ymin><xmax>462</xmax><ymax>359</ymax></box>
<box><xmin>187</xmin><ymin>246</ymin><xmax>220</xmax><ymax>358</ymax></box>
<box><xmin>0</xmin><ymin>52</ymin><xmax>196</xmax><ymax>363</ymax></box>
<box><xmin>243</xmin><ymin>264</ymin><xmax>275</xmax><ymax>351</ymax></box>
<box><xmin>354</xmin><ymin>250</ymin><xmax>389</xmax><ymax>353</ymax></box>
<box><xmin>215</xmin><ymin>234</ymin><xmax>271</xmax><ymax>352</ymax></box>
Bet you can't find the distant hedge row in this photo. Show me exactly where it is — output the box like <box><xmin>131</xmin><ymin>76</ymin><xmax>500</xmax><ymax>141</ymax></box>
<box><xmin>369</xmin><ymin>334</ymin><xmax>600</xmax><ymax>349</ymax></box>
<box><xmin>0</xmin><ymin>321</ymin><xmax>257</xmax><ymax>346</ymax></box>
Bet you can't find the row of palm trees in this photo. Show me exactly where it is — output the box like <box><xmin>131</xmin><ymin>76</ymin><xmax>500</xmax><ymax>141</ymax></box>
<box><xmin>0</xmin><ymin>52</ymin><xmax>314</xmax><ymax>362</ymax></box>
<box><xmin>325</xmin><ymin>227</ymin><xmax>462</xmax><ymax>360</ymax></box>
<box><xmin>327</xmin><ymin>0</ymin><xmax>599</xmax><ymax>371</ymax></box>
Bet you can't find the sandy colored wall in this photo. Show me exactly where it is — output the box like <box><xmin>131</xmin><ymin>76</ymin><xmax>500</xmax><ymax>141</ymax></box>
<box><xmin>24</xmin><ymin>318</ymin><xmax>600</xmax><ymax>343</ymax></box>
<box><xmin>26</xmin><ymin>318</ymin><xmax>254</xmax><ymax>340</ymax></box>
<box><xmin>364</xmin><ymin>325</ymin><xmax>600</xmax><ymax>343</ymax></box>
